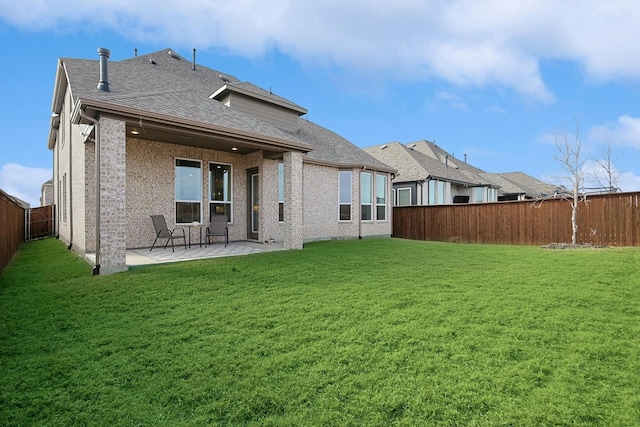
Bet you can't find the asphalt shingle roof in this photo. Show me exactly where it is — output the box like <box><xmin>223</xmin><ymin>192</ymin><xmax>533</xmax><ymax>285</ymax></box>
<box><xmin>58</xmin><ymin>48</ymin><xmax>388</xmax><ymax>170</ymax></box>
<box><xmin>364</xmin><ymin>142</ymin><xmax>483</xmax><ymax>185</ymax></box>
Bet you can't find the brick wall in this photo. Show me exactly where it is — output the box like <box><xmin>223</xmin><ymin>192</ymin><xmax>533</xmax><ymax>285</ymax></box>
<box><xmin>98</xmin><ymin>116</ymin><xmax>126</xmax><ymax>273</ymax></box>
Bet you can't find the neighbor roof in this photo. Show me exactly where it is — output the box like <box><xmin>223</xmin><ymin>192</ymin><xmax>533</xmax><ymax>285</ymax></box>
<box><xmin>494</xmin><ymin>172</ymin><xmax>561</xmax><ymax>197</ymax></box>
<box><xmin>364</xmin><ymin>142</ymin><xmax>485</xmax><ymax>185</ymax></box>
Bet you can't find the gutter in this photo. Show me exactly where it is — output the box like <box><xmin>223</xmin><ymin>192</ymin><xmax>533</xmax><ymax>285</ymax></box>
<box><xmin>78</xmin><ymin>109</ymin><xmax>100</xmax><ymax>276</ymax></box>
<box><xmin>303</xmin><ymin>157</ymin><xmax>397</xmax><ymax>174</ymax></box>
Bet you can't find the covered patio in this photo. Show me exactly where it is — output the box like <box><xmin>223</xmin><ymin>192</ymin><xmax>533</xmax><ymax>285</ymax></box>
<box><xmin>85</xmin><ymin>241</ymin><xmax>285</xmax><ymax>267</ymax></box>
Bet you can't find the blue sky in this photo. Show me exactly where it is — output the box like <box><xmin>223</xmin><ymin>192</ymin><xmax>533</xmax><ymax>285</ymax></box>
<box><xmin>1</xmin><ymin>0</ymin><xmax>639</xmax><ymax>207</ymax></box>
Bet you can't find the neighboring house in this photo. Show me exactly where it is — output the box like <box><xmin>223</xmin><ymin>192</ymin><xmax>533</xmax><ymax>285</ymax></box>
<box><xmin>40</xmin><ymin>179</ymin><xmax>53</xmax><ymax>206</ymax></box>
<box><xmin>48</xmin><ymin>48</ymin><xmax>394</xmax><ymax>274</ymax></box>
<box><xmin>364</xmin><ymin>141</ymin><xmax>498</xmax><ymax>206</ymax></box>
<box><xmin>479</xmin><ymin>172</ymin><xmax>562</xmax><ymax>201</ymax></box>
<box><xmin>2</xmin><ymin>191</ymin><xmax>30</xmax><ymax>209</ymax></box>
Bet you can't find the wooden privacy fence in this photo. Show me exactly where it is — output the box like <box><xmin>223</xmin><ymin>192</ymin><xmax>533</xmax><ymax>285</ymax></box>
<box><xmin>26</xmin><ymin>205</ymin><xmax>56</xmax><ymax>241</ymax></box>
<box><xmin>393</xmin><ymin>191</ymin><xmax>639</xmax><ymax>246</ymax></box>
<box><xmin>0</xmin><ymin>190</ymin><xmax>25</xmax><ymax>271</ymax></box>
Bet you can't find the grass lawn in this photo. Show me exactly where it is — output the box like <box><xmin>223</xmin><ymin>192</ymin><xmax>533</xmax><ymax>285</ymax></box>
<box><xmin>1</xmin><ymin>237</ymin><xmax>639</xmax><ymax>426</ymax></box>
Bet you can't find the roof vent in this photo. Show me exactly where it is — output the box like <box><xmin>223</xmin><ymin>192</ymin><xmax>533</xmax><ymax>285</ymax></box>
<box><xmin>168</xmin><ymin>50</ymin><xmax>180</xmax><ymax>59</ymax></box>
<box><xmin>219</xmin><ymin>74</ymin><xmax>231</xmax><ymax>82</ymax></box>
<box><xmin>150</xmin><ymin>59</ymin><xmax>157</xmax><ymax>65</ymax></box>
<box><xmin>96</xmin><ymin>48</ymin><xmax>110</xmax><ymax>92</ymax></box>
<box><xmin>380</xmin><ymin>144</ymin><xmax>388</xmax><ymax>150</ymax></box>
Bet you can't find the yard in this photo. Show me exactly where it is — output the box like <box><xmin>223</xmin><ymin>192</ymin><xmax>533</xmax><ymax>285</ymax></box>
<box><xmin>1</xmin><ymin>238</ymin><xmax>639</xmax><ymax>426</ymax></box>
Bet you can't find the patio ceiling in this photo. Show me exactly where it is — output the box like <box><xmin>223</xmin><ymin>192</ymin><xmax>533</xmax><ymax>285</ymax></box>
<box><xmin>124</xmin><ymin>120</ymin><xmax>290</xmax><ymax>159</ymax></box>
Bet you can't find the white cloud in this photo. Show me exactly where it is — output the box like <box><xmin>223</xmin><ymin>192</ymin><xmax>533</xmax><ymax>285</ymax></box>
<box><xmin>618</xmin><ymin>171</ymin><xmax>640</xmax><ymax>192</ymax></box>
<box><xmin>430</xmin><ymin>91</ymin><xmax>469</xmax><ymax>111</ymax></box>
<box><xmin>0</xmin><ymin>163</ymin><xmax>52</xmax><ymax>207</ymax></box>
<box><xmin>588</xmin><ymin>115</ymin><xmax>640</xmax><ymax>149</ymax></box>
<box><xmin>1</xmin><ymin>0</ymin><xmax>638</xmax><ymax>102</ymax></box>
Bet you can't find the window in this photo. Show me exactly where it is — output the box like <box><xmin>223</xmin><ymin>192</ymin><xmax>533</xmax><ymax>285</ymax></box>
<box><xmin>278</xmin><ymin>162</ymin><xmax>284</xmax><ymax>222</ymax></box>
<box><xmin>60</xmin><ymin>103</ymin><xmax>65</xmax><ymax>148</ymax></box>
<box><xmin>339</xmin><ymin>170</ymin><xmax>352</xmax><ymax>221</ymax></box>
<box><xmin>488</xmin><ymin>187</ymin><xmax>497</xmax><ymax>202</ymax></box>
<box><xmin>209</xmin><ymin>162</ymin><xmax>232</xmax><ymax>223</ymax></box>
<box><xmin>428</xmin><ymin>180</ymin><xmax>445</xmax><ymax>205</ymax></box>
<box><xmin>376</xmin><ymin>174</ymin><xmax>387</xmax><ymax>220</ymax></box>
<box><xmin>397</xmin><ymin>187</ymin><xmax>411</xmax><ymax>206</ymax></box>
<box><xmin>175</xmin><ymin>158</ymin><xmax>202</xmax><ymax>224</ymax></box>
<box><xmin>62</xmin><ymin>173</ymin><xmax>67</xmax><ymax>223</ymax></box>
<box><xmin>473</xmin><ymin>187</ymin><xmax>484</xmax><ymax>203</ymax></box>
<box><xmin>360</xmin><ymin>172</ymin><xmax>373</xmax><ymax>221</ymax></box>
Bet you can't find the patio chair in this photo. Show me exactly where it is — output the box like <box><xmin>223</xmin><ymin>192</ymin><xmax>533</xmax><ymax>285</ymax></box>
<box><xmin>150</xmin><ymin>215</ymin><xmax>187</xmax><ymax>252</ymax></box>
<box><xmin>206</xmin><ymin>215</ymin><xmax>229</xmax><ymax>247</ymax></box>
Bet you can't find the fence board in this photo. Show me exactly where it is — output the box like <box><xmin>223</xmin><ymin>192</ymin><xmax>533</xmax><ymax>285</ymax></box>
<box><xmin>0</xmin><ymin>191</ymin><xmax>25</xmax><ymax>271</ymax></box>
<box><xmin>393</xmin><ymin>192</ymin><xmax>640</xmax><ymax>247</ymax></box>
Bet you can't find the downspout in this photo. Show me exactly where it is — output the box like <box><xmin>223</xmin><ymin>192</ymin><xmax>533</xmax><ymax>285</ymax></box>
<box><xmin>67</xmin><ymin>107</ymin><xmax>73</xmax><ymax>250</ymax></box>
<box><xmin>79</xmin><ymin>109</ymin><xmax>100</xmax><ymax>276</ymax></box>
<box><xmin>52</xmin><ymin>117</ymin><xmax>60</xmax><ymax>239</ymax></box>
<box><xmin>358</xmin><ymin>167</ymin><xmax>364</xmax><ymax>239</ymax></box>
<box><xmin>80</xmin><ymin>47</ymin><xmax>110</xmax><ymax>276</ymax></box>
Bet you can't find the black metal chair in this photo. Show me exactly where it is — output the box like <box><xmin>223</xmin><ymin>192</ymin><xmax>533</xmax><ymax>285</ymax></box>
<box><xmin>206</xmin><ymin>215</ymin><xmax>229</xmax><ymax>247</ymax></box>
<box><xmin>150</xmin><ymin>215</ymin><xmax>187</xmax><ymax>252</ymax></box>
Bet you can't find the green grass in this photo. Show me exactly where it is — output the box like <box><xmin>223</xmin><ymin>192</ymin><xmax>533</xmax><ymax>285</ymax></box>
<box><xmin>1</xmin><ymin>237</ymin><xmax>639</xmax><ymax>426</ymax></box>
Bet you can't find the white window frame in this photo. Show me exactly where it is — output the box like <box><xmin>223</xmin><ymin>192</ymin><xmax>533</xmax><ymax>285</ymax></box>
<box><xmin>175</xmin><ymin>158</ymin><xmax>202</xmax><ymax>224</ymax></box>
<box><xmin>397</xmin><ymin>187</ymin><xmax>411</xmax><ymax>206</ymax></box>
<box><xmin>428</xmin><ymin>179</ymin><xmax>446</xmax><ymax>205</ymax></box>
<box><xmin>62</xmin><ymin>173</ymin><xmax>67</xmax><ymax>224</ymax></box>
<box><xmin>376</xmin><ymin>174</ymin><xmax>387</xmax><ymax>220</ymax></box>
<box><xmin>360</xmin><ymin>172</ymin><xmax>373</xmax><ymax>221</ymax></box>
<box><xmin>209</xmin><ymin>161</ymin><xmax>233</xmax><ymax>224</ymax></box>
<box><xmin>339</xmin><ymin>170</ymin><xmax>352</xmax><ymax>221</ymax></box>
<box><xmin>488</xmin><ymin>187</ymin><xmax>497</xmax><ymax>202</ymax></box>
<box><xmin>473</xmin><ymin>187</ymin><xmax>484</xmax><ymax>203</ymax></box>
<box><xmin>278</xmin><ymin>162</ymin><xmax>284</xmax><ymax>223</ymax></box>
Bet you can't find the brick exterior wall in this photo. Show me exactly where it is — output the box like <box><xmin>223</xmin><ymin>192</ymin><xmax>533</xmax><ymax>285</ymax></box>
<box><xmin>97</xmin><ymin>116</ymin><xmax>127</xmax><ymax>273</ymax></box>
<box><xmin>54</xmin><ymin>109</ymin><xmax>391</xmax><ymax>272</ymax></box>
<box><xmin>284</xmin><ymin>151</ymin><xmax>304</xmax><ymax>249</ymax></box>
<box><xmin>303</xmin><ymin>163</ymin><xmax>392</xmax><ymax>241</ymax></box>
<box><xmin>126</xmin><ymin>138</ymin><xmax>253</xmax><ymax>248</ymax></box>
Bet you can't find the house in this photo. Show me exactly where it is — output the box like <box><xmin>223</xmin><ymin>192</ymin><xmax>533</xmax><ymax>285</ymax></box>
<box><xmin>40</xmin><ymin>179</ymin><xmax>53</xmax><ymax>206</ymax></box>
<box><xmin>364</xmin><ymin>141</ymin><xmax>498</xmax><ymax>205</ymax></box>
<box><xmin>479</xmin><ymin>172</ymin><xmax>562</xmax><ymax>201</ymax></box>
<box><xmin>48</xmin><ymin>48</ymin><xmax>395</xmax><ymax>274</ymax></box>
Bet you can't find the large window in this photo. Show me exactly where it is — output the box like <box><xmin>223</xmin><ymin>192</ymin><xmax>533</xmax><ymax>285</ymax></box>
<box><xmin>339</xmin><ymin>170</ymin><xmax>352</xmax><ymax>221</ymax></box>
<box><xmin>278</xmin><ymin>162</ymin><xmax>284</xmax><ymax>222</ymax></box>
<box><xmin>376</xmin><ymin>174</ymin><xmax>387</xmax><ymax>220</ymax></box>
<box><xmin>209</xmin><ymin>162</ymin><xmax>232</xmax><ymax>223</ymax></box>
<box><xmin>360</xmin><ymin>172</ymin><xmax>373</xmax><ymax>221</ymax></box>
<box><xmin>175</xmin><ymin>159</ymin><xmax>202</xmax><ymax>224</ymax></box>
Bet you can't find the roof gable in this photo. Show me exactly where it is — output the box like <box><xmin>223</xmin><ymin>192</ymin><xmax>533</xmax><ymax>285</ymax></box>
<box><xmin>365</xmin><ymin>142</ymin><xmax>483</xmax><ymax>185</ymax></box>
<box><xmin>49</xmin><ymin>48</ymin><xmax>393</xmax><ymax>170</ymax></box>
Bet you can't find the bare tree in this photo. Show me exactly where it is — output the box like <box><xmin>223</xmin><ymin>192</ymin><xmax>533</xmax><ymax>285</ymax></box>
<box><xmin>554</xmin><ymin>126</ymin><xmax>587</xmax><ymax>245</ymax></box>
<box><xmin>593</xmin><ymin>139</ymin><xmax>620</xmax><ymax>193</ymax></box>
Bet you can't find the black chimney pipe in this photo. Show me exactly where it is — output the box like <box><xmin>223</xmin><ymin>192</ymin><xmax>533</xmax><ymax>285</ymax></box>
<box><xmin>97</xmin><ymin>48</ymin><xmax>110</xmax><ymax>92</ymax></box>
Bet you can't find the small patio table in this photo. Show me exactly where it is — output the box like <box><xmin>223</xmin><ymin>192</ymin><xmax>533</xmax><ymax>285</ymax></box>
<box><xmin>181</xmin><ymin>223</ymin><xmax>204</xmax><ymax>248</ymax></box>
